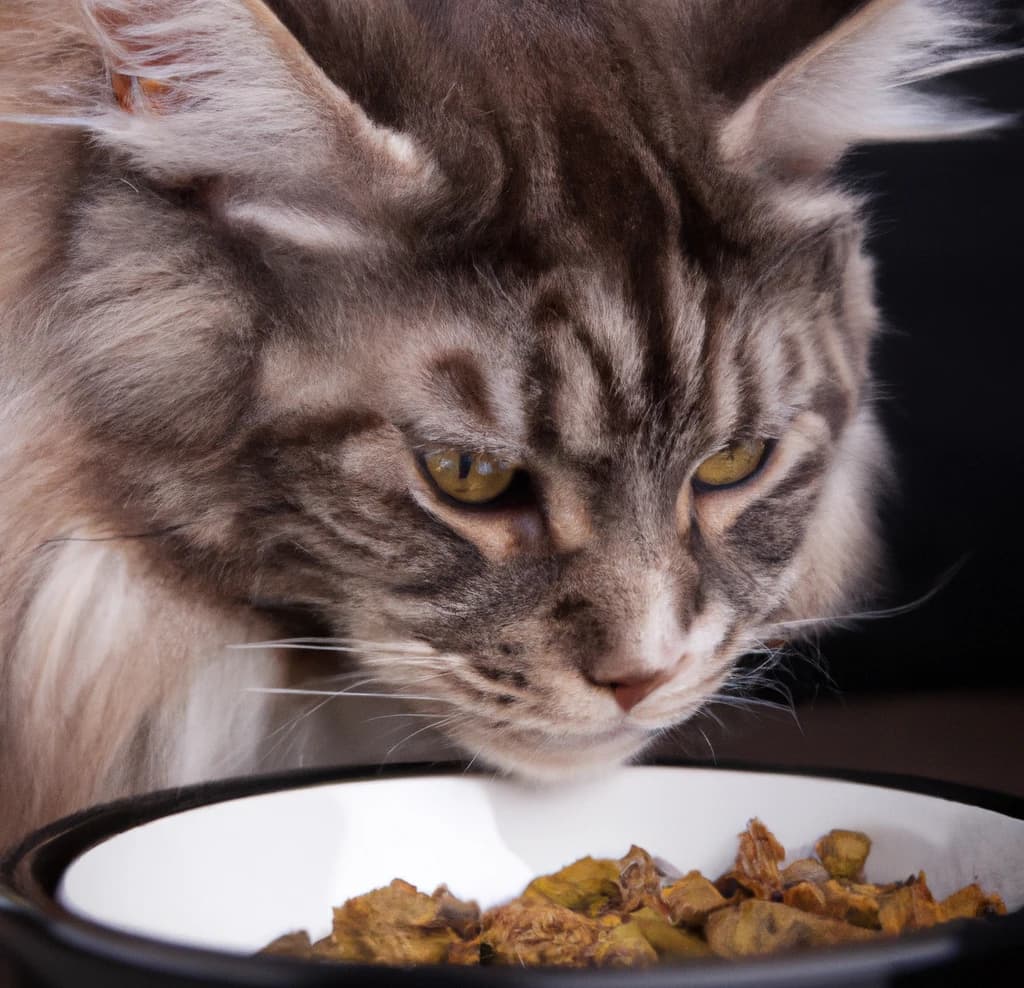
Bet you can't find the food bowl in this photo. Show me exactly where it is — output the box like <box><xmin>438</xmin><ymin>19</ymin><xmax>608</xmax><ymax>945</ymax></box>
<box><xmin>2</xmin><ymin>762</ymin><xmax>1022</xmax><ymax>986</ymax></box>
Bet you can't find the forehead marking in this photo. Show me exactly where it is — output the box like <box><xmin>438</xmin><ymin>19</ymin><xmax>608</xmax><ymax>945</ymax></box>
<box><xmin>425</xmin><ymin>350</ymin><xmax>495</xmax><ymax>428</ymax></box>
<box><xmin>549</xmin><ymin>331</ymin><xmax>612</xmax><ymax>458</ymax></box>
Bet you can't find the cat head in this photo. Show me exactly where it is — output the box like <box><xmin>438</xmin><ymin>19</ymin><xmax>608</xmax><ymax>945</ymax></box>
<box><xmin>4</xmin><ymin>0</ymin><xmax>1006</xmax><ymax>776</ymax></box>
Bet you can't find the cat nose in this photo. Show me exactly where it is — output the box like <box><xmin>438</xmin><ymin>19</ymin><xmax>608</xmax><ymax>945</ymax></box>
<box><xmin>597</xmin><ymin>670</ymin><xmax>673</xmax><ymax>713</ymax></box>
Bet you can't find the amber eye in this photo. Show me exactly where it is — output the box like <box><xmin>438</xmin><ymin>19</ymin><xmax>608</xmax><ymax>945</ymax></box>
<box><xmin>421</xmin><ymin>448</ymin><xmax>519</xmax><ymax>505</ymax></box>
<box><xmin>693</xmin><ymin>439</ymin><xmax>769</xmax><ymax>490</ymax></box>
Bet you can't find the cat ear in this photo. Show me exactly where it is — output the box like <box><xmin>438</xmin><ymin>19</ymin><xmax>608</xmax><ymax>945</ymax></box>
<box><xmin>75</xmin><ymin>0</ymin><xmax>436</xmax><ymax>244</ymax></box>
<box><xmin>718</xmin><ymin>0</ymin><xmax>1011</xmax><ymax>180</ymax></box>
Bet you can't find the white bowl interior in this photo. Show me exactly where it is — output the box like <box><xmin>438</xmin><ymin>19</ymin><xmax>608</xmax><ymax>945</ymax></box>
<box><xmin>57</xmin><ymin>767</ymin><xmax>1024</xmax><ymax>955</ymax></box>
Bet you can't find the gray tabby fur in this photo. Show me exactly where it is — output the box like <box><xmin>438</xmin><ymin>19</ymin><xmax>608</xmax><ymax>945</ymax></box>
<box><xmin>0</xmin><ymin>0</ymin><xmax>1009</xmax><ymax>848</ymax></box>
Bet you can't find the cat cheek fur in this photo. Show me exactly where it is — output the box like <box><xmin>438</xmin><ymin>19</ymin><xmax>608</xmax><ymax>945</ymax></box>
<box><xmin>0</xmin><ymin>0</ymin><xmax>1008</xmax><ymax>843</ymax></box>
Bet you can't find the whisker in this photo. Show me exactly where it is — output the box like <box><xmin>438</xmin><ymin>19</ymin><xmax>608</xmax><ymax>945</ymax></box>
<box><xmin>305</xmin><ymin>677</ymin><xmax>384</xmax><ymax>694</ymax></box>
<box><xmin>384</xmin><ymin>713</ymin><xmax>467</xmax><ymax>761</ymax></box>
<box><xmin>306</xmin><ymin>671</ymin><xmax>386</xmax><ymax>686</ymax></box>
<box><xmin>365</xmin><ymin>712</ymin><xmax>450</xmax><ymax>722</ymax></box>
<box><xmin>243</xmin><ymin>687</ymin><xmax>450</xmax><ymax>702</ymax></box>
<box><xmin>695</xmin><ymin>704</ymin><xmax>725</xmax><ymax>731</ymax></box>
<box><xmin>712</xmin><ymin>694</ymin><xmax>793</xmax><ymax>716</ymax></box>
<box><xmin>257</xmin><ymin>693</ymin><xmax>340</xmax><ymax>768</ymax></box>
<box><xmin>361</xmin><ymin>657</ymin><xmax>449</xmax><ymax>668</ymax></box>
<box><xmin>229</xmin><ymin>635</ymin><xmax>435</xmax><ymax>652</ymax></box>
<box><xmin>696</xmin><ymin>727</ymin><xmax>717</xmax><ymax>763</ymax></box>
<box><xmin>229</xmin><ymin>642</ymin><xmax>429</xmax><ymax>656</ymax></box>
<box><xmin>764</xmin><ymin>558</ymin><xmax>968</xmax><ymax>633</ymax></box>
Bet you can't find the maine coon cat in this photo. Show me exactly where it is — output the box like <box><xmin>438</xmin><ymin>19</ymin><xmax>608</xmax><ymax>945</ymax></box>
<box><xmin>0</xmin><ymin>0</ymin><xmax>1008</xmax><ymax>849</ymax></box>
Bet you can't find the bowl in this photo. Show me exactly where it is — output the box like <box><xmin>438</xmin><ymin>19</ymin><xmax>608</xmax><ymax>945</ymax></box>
<box><xmin>2</xmin><ymin>761</ymin><xmax>1023</xmax><ymax>986</ymax></box>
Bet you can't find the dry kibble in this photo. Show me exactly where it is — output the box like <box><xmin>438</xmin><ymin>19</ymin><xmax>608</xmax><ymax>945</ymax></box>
<box><xmin>820</xmin><ymin>879</ymin><xmax>881</xmax><ymax>929</ymax></box>
<box><xmin>815</xmin><ymin>829</ymin><xmax>872</xmax><ymax>881</ymax></box>
<box><xmin>616</xmin><ymin>845</ymin><xmax>665</xmax><ymax>913</ymax></box>
<box><xmin>662</xmin><ymin>870</ymin><xmax>729</xmax><ymax>927</ymax></box>
<box><xmin>734</xmin><ymin>818</ymin><xmax>786</xmax><ymax>896</ymax></box>
<box><xmin>782</xmin><ymin>858</ymin><xmax>831</xmax><ymax>887</ymax></box>
<box><xmin>629</xmin><ymin>907</ymin><xmax>712</xmax><ymax>960</ymax></box>
<box><xmin>522</xmin><ymin>856</ymin><xmax>622</xmax><ymax>916</ymax></box>
<box><xmin>877</xmin><ymin>874</ymin><xmax>941</xmax><ymax>934</ymax></box>
<box><xmin>481</xmin><ymin>902</ymin><xmax>654</xmax><ymax>968</ymax></box>
<box><xmin>260</xmin><ymin>930</ymin><xmax>313</xmax><ymax>958</ymax></box>
<box><xmin>705</xmin><ymin>899</ymin><xmax>877</xmax><ymax>959</ymax></box>
<box><xmin>938</xmin><ymin>884</ymin><xmax>1007</xmax><ymax>922</ymax></box>
<box><xmin>260</xmin><ymin>821</ymin><xmax>1006</xmax><ymax>967</ymax></box>
<box><xmin>322</xmin><ymin>879</ymin><xmax>481</xmax><ymax>965</ymax></box>
<box><xmin>782</xmin><ymin>880</ymin><xmax>828</xmax><ymax>915</ymax></box>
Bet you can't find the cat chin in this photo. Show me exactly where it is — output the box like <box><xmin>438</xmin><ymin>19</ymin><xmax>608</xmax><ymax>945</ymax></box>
<box><xmin>454</xmin><ymin>725</ymin><xmax>656</xmax><ymax>783</ymax></box>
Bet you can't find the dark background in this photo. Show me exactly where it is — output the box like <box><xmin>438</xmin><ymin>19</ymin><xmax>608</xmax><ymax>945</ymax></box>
<box><xmin>783</xmin><ymin>5</ymin><xmax>1024</xmax><ymax>700</ymax></box>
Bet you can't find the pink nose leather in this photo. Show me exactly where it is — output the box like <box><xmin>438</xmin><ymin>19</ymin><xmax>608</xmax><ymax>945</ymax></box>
<box><xmin>608</xmin><ymin>672</ymin><xmax>670</xmax><ymax>713</ymax></box>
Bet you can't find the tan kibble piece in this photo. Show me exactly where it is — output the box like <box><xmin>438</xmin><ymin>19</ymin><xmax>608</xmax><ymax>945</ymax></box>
<box><xmin>781</xmin><ymin>857</ymin><xmax>830</xmax><ymax>887</ymax></box>
<box><xmin>821</xmin><ymin>879</ymin><xmax>881</xmax><ymax>929</ymax></box>
<box><xmin>481</xmin><ymin>901</ymin><xmax>654</xmax><ymax>968</ymax></box>
<box><xmin>260</xmin><ymin>930</ymin><xmax>313</xmax><ymax>958</ymax></box>
<box><xmin>446</xmin><ymin>937</ymin><xmax>483</xmax><ymax>965</ymax></box>
<box><xmin>628</xmin><ymin>907</ymin><xmax>712</xmax><ymax>960</ymax></box>
<box><xmin>734</xmin><ymin>818</ymin><xmax>786</xmax><ymax>895</ymax></box>
<box><xmin>432</xmin><ymin>885</ymin><xmax>482</xmax><ymax>938</ymax></box>
<box><xmin>815</xmin><ymin>829</ymin><xmax>872</xmax><ymax>881</ymax></box>
<box><xmin>938</xmin><ymin>883</ymin><xmax>1007</xmax><ymax>922</ymax></box>
<box><xmin>662</xmin><ymin>870</ymin><xmax>729</xmax><ymax>927</ymax></box>
<box><xmin>706</xmin><ymin>899</ymin><xmax>877</xmax><ymax>959</ymax></box>
<box><xmin>617</xmin><ymin>845</ymin><xmax>665</xmax><ymax>913</ymax></box>
<box><xmin>590</xmin><ymin>920</ymin><xmax>660</xmax><ymax>968</ymax></box>
<box><xmin>323</xmin><ymin>879</ymin><xmax>480</xmax><ymax>964</ymax></box>
<box><xmin>877</xmin><ymin>874</ymin><xmax>940</xmax><ymax>934</ymax></box>
<box><xmin>523</xmin><ymin>856</ymin><xmax>622</xmax><ymax>916</ymax></box>
<box><xmin>782</xmin><ymin>881</ymin><xmax>828</xmax><ymax>915</ymax></box>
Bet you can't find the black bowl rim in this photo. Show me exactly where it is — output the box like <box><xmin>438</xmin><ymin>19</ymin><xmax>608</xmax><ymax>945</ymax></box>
<box><xmin>2</xmin><ymin>758</ymin><xmax>1023</xmax><ymax>988</ymax></box>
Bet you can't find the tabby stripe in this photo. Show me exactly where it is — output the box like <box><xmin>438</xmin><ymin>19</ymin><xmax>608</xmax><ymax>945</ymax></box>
<box><xmin>725</xmin><ymin>452</ymin><xmax>829</xmax><ymax>571</ymax></box>
<box><xmin>300</xmin><ymin>514</ymin><xmax>392</xmax><ymax>563</ymax></box>
<box><xmin>251</xmin><ymin>408</ymin><xmax>386</xmax><ymax>448</ymax></box>
<box><xmin>427</xmin><ymin>351</ymin><xmax>495</xmax><ymax>427</ymax></box>
<box><xmin>570</xmin><ymin>322</ymin><xmax>634</xmax><ymax>435</ymax></box>
<box><xmin>526</xmin><ymin>294</ymin><xmax>566</xmax><ymax>451</ymax></box>
<box><xmin>471</xmin><ymin>660</ymin><xmax>530</xmax><ymax>690</ymax></box>
<box><xmin>810</xmin><ymin>381</ymin><xmax>852</xmax><ymax>439</ymax></box>
<box><xmin>726</xmin><ymin>490</ymin><xmax>817</xmax><ymax>572</ymax></box>
<box><xmin>695</xmin><ymin>279</ymin><xmax>731</xmax><ymax>436</ymax></box>
<box><xmin>734</xmin><ymin>335</ymin><xmax>764</xmax><ymax>434</ymax></box>
<box><xmin>780</xmin><ymin>332</ymin><xmax>807</xmax><ymax>393</ymax></box>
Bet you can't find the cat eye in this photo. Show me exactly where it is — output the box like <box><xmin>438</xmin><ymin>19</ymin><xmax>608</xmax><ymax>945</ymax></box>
<box><xmin>693</xmin><ymin>439</ymin><xmax>770</xmax><ymax>491</ymax></box>
<box><xmin>421</xmin><ymin>448</ymin><xmax>520</xmax><ymax>505</ymax></box>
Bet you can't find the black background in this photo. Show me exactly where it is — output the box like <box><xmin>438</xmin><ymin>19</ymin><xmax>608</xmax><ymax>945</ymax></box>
<box><xmin>795</xmin><ymin>4</ymin><xmax>1024</xmax><ymax>699</ymax></box>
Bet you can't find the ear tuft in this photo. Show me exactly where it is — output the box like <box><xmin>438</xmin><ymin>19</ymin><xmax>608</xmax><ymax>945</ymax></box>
<box><xmin>719</xmin><ymin>0</ymin><xmax>1015</xmax><ymax>180</ymax></box>
<box><xmin>1</xmin><ymin>0</ymin><xmax>439</xmax><ymax>249</ymax></box>
<box><xmin>73</xmin><ymin>0</ymin><xmax>356</xmax><ymax>180</ymax></box>
<box><xmin>110</xmin><ymin>71</ymin><xmax>175</xmax><ymax>114</ymax></box>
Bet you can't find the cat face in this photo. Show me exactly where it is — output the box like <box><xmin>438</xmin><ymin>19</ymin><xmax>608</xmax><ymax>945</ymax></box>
<box><xmin>12</xmin><ymin>0</ymin><xmax>999</xmax><ymax>777</ymax></box>
<box><xmin>235</xmin><ymin>240</ymin><xmax>883</xmax><ymax>776</ymax></box>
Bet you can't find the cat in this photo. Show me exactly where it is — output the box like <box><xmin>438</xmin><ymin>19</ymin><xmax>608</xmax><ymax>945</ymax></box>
<box><xmin>0</xmin><ymin>0</ymin><xmax>1009</xmax><ymax>850</ymax></box>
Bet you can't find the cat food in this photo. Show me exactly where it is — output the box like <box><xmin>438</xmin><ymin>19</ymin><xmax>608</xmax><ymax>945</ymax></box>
<box><xmin>260</xmin><ymin>819</ymin><xmax>1006</xmax><ymax>967</ymax></box>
